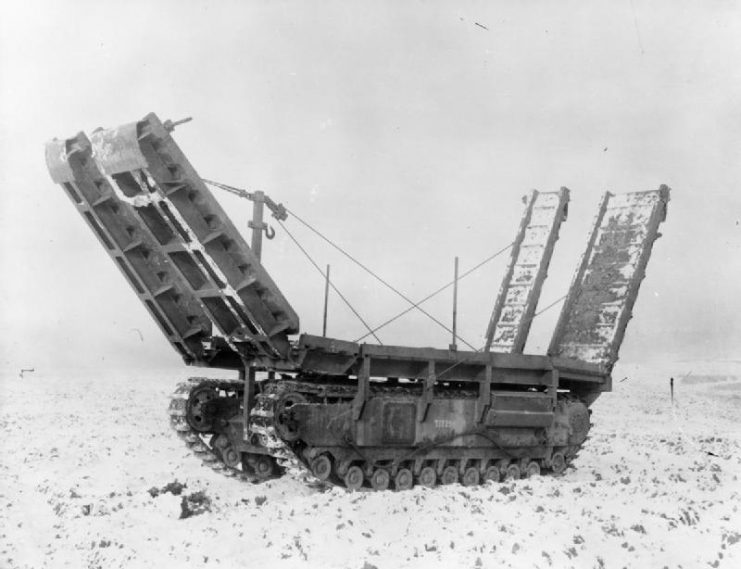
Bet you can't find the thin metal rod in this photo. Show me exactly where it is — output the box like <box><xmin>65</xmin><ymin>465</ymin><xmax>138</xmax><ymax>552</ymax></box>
<box><xmin>250</xmin><ymin>190</ymin><xmax>265</xmax><ymax>260</ymax></box>
<box><xmin>286</xmin><ymin>206</ymin><xmax>477</xmax><ymax>350</ymax></box>
<box><xmin>277</xmin><ymin>219</ymin><xmax>382</xmax><ymax>344</ymax></box>
<box><xmin>451</xmin><ymin>257</ymin><xmax>459</xmax><ymax>350</ymax></box>
<box><xmin>322</xmin><ymin>264</ymin><xmax>330</xmax><ymax>337</ymax></box>
<box><xmin>354</xmin><ymin>242</ymin><xmax>512</xmax><ymax>343</ymax></box>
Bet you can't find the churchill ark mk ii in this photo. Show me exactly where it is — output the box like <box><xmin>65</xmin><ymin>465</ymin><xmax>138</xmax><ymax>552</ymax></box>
<box><xmin>46</xmin><ymin>113</ymin><xmax>669</xmax><ymax>490</ymax></box>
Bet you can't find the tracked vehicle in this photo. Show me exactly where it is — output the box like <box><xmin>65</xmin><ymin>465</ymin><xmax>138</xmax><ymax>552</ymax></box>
<box><xmin>46</xmin><ymin>113</ymin><xmax>669</xmax><ymax>490</ymax></box>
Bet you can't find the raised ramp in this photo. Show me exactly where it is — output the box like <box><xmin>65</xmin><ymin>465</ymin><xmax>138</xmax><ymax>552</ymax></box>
<box><xmin>46</xmin><ymin>113</ymin><xmax>299</xmax><ymax>362</ymax></box>
<box><xmin>45</xmin><ymin>133</ymin><xmax>216</xmax><ymax>365</ymax></box>
<box><xmin>548</xmin><ymin>187</ymin><xmax>670</xmax><ymax>370</ymax></box>
<box><xmin>485</xmin><ymin>188</ymin><xmax>570</xmax><ymax>353</ymax></box>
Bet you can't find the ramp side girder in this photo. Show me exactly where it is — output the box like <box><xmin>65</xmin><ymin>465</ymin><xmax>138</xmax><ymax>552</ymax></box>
<box><xmin>88</xmin><ymin>113</ymin><xmax>299</xmax><ymax>359</ymax></box>
<box><xmin>548</xmin><ymin>186</ymin><xmax>670</xmax><ymax>371</ymax></box>
<box><xmin>44</xmin><ymin>133</ymin><xmax>225</xmax><ymax>365</ymax></box>
<box><xmin>485</xmin><ymin>188</ymin><xmax>570</xmax><ymax>353</ymax></box>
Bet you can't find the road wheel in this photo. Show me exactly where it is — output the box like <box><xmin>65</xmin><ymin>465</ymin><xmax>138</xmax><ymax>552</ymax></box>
<box><xmin>418</xmin><ymin>466</ymin><xmax>437</xmax><ymax>488</ymax></box>
<box><xmin>504</xmin><ymin>464</ymin><xmax>521</xmax><ymax>481</ymax></box>
<box><xmin>550</xmin><ymin>452</ymin><xmax>566</xmax><ymax>475</ymax></box>
<box><xmin>253</xmin><ymin>455</ymin><xmax>276</xmax><ymax>480</ymax></box>
<box><xmin>441</xmin><ymin>465</ymin><xmax>459</xmax><ymax>485</ymax></box>
<box><xmin>370</xmin><ymin>469</ymin><xmax>390</xmax><ymax>491</ymax></box>
<box><xmin>462</xmin><ymin>466</ymin><xmax>480</xmax><ymax>486</ymax></box>
<box><xmin>483</xmin><ymin>465</ymin><xmax>501</xmax><ymax>483</ymax></box>
<box><xmin>394</xmin><ymin>468</ymin><xmax>414</xmax><ymax>491</ymax></box>
<box><xmin>344</xmin><ymin>466</ymin><xmax>364</xmax><ymax>491</ymax></box>
<box><xmin>524</xmin><ymin>460</ymin><xmax>541</xmax><ymax>478</ymax></box>
<box><xmin>311</xmin><ymin>454</ymin><xmax>332</xmax><ymax>481</ymax></box>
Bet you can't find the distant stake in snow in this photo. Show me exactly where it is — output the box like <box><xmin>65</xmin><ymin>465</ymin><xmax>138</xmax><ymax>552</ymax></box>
<box><xmin>45</xmin><ymin>112</ymin><xmax>671</xmax><ymax>491</ymax></box>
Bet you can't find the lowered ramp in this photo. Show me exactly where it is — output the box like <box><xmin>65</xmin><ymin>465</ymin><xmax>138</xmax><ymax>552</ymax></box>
<box><xmin>485</xmin><ymin>188</ymin><xmax>570</xmax><ymax>353</ymax></box>
<box><xmin>548</xmin><ymin>186</ymin><xmax>670</xmax><ymax>370</ymax></box>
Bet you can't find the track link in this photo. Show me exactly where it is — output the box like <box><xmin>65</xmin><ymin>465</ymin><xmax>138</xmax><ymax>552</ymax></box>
<box><xmin>168</xmin><ymin>377</ymin><xmax>257</xmax><ymax>482</ymax></box>
<box><xmin>248</xmin><ymin>380</ymin><xmax>311</xmax><ymax>476</ymax></box>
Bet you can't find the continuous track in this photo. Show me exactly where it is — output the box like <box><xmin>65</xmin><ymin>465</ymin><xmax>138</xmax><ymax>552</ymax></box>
<box><xmin>169</xmin><ymin>377</ymin><xmax>590</xmax><ymax>491</ymax></box>
<box><xmin>168</xmin><ymin>378</ymin><xmax>255</xmax><ymax>480</ymax></box>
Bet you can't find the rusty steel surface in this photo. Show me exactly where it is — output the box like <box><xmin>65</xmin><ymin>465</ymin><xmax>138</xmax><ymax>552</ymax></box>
<box><xmin>485</xmin><ymin>188</ymin><xmax>570</xmax><ymax>353</ymax></box>
<box><xmin>548</xmin><ymin>186</ymin><xmax>670</xmax><ymax>370</ymax></box>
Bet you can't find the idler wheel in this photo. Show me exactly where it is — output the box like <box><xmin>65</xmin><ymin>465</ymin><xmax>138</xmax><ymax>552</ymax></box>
<box><xmin>212</xmin><ymin>434</ymin><xmax>241</xmax><ymax>468</ymax></box>
<box><xmin>524</xmin><ymin>460</ymin><xmax>541</xmax><ymax>478</ymax></box>
<box><xmin>441</xmin><ymin>465</ymin><xmax>459</xmax><ymax>485</ymax></box>
<box><xmin>253</xmin><ymin>455</ymin><xmax>277</xmax><ymax>480</ymax></box>
<box><xmin>483</xmin><ymin>465</ymin><xmax>501</xmax><ymax>483</ymax></box>
<box><xmin>311</xmin><ymin>454</ymin><xmax>333</xmax><ymax>481</ymax></box>
<box><xmin>550</xmin><ymin>452</ymin><xmax>566</xmax><ymax>475</ymax></box>
<box><xmin>274</xmin><ymin>392</ymin><xmax>307</xmax><ymax>442</ymax></box>
<box><xmin>186</xmin><ymin>385</ymin><xmax>218</xmax><ymax>432</ymax></box>
<box><xmin>394</xmin><ymin>468</ymin><xmax>414</xmax><ymax>491</ymax></box>
<box><xmin>462</xmin><ymin>467</ymin><xmax>480</xmax><ymax>487</ymax></box>
<box><xmin>370</xmin><ymin>469</ymin><xmax>391</xmax><ymax>491</ymax></box>
<box><xmin>344</xmin><ymin>466</ymin><xmax>364</xmax><ymax>491</ymax></box>
<box><xmin>504</xmin><ymin>464</ymin><xmax>521</xmax><ymax>481</ymax></box>
<box><xmin>418</xmin><ymin>466</ymin><xmax>437</xmax><ymax>488</ymax></box>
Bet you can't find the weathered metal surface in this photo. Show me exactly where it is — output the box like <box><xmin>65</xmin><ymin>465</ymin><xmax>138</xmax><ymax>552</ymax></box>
<box><xmin>45</xmin><ymin>138</ymin><xmax>75</xmax><ymax>183</ymax></box>
<box><xmin>139</xmin><ymin>113</ymin><xmax>298</xmax><ymax>354</ymax></box>
<box><xmin>549</xmin><ymin>186</ymin><xmax>670</xmax><ymax>370</ymax></box>
<box><xmin>90</xmin><ymin>122</ymin><xmax>147</xmax><ymax>175</ymax></box>
<box><xmin>295</xmin><ymin>333</ymin><xmax>606</xmax><ymax>387</ymax></box>
<box><xmin>44</xmin><ymin>133</ymin><xmax>217</xmax><ymax>365</ymax></box>
<box><xmin>485</xmin><ymin>188</ymin><xmax>570</xmax><ymax>353</ymax></box>
<box><xmin>66</xmin><ymin>112</ymin><xmax>300</xmax><ymax>360</ymax></box>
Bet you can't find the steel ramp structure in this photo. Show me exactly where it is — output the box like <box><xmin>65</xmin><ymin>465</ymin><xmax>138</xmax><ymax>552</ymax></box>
<box><xmin>45</xmin><ymin>113</ymin><xmax>299</xmax><ymax>365</ymax></box>
<box><xmin>548</xmin><ymin>186</ymin><xmax>670</xmax><ymax>370</ymax></box>
<box><xmin>485</xmin><ymin>188</ymin><xmax>570</xmax><ymax>353</ymax></box>
<box><xmin>45</xmin><ymin>133</ymin><xmax>216</xmax><ymax>365</ymax></box>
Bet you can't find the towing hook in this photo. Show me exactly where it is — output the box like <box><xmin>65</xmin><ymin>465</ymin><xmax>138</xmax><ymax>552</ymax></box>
<box><xmin>265</xmin><ymin>225</ymin><xmax>276</xmax><ymax>240</ymax></box>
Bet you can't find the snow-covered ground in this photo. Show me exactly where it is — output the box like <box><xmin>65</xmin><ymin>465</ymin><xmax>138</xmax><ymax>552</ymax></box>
<box><xmin>1</xmin><ymin>362</ymin><xmax>739</xmax><ymax>569</ymax></box>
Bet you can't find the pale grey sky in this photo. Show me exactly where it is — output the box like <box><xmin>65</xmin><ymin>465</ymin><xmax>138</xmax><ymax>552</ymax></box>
<box><xmin>1</xmin><ymin>1</ymin><xmax>740</xmax><ymax>375</ymax></box>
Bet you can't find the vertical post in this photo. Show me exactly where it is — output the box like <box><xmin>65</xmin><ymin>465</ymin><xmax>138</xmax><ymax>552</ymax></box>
<box><xmin>249</xmin><ymin>190</ymin><xmax>265</xmax><ymax>260</ymax></box>
<box><xmin>417</xmin><ymin>360</ymin><xmax>436</xmax><ymax>423</ymax></box>
<box><xmin>476</xmin><ymin>365</ymin><xmax>492</xmax><ymax>423</ymax></box>
<box><xmin>322</xmin><ymin>264</ymin><xmax>330</xmax><ymax>337</ymax></box>
<box><xmin>244</xmin><ymin>191</ymin><xmax>264</xmax><ymax>441</ymax></box>
<box><xmin>353</xmin><ymin>355</ymin><xmax>371</xmax><ymax>420</ymax></box>
<box><xmin>242</xmin><ymin>364</ymin><xmax>257</xmax><ymax>440</ymax></box>
<box><xmin>450</xmin><ymin>256</ymin><xmax>459</xmax><ymax>351</ymax></box>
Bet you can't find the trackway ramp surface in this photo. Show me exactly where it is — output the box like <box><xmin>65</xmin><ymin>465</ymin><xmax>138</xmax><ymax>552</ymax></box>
<box><xmin>549</xmin><ymin>187</ymin><xmax>670</xmax><ymax>370</ymax></box>
<box><xmin>485</xmin><ymin>188</ymin><xmax>570</xmax><ymax>353</ymax></box>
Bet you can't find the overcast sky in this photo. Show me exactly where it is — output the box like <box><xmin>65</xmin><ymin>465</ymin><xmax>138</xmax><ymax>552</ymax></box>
<box><xmin>1</xmin><ymin>1</ymin><xmax>740</xmax><ymax>376</ymax></box>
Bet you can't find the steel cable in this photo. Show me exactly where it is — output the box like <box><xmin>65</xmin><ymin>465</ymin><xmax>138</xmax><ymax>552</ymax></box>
<box><xmin>276</xmin><ymin>219</ymin><xmax>383</xmax><ymax>345</ymax></box>
<box><xmin>354</xmin><ymin>242</ymin><xmax>514</xmax><ymax>343</ymax></box>
<box><xmin>204</xmin><ymin>178</ymin><xmax>560</xmax><ymax>352</ymax></box>
<box><xmin>284</xmin><ymin>206</ymin><xmax>478</xmax><ymax>350</ymax></box>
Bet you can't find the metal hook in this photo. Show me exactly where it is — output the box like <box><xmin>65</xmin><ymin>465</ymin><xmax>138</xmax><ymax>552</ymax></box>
<box><xmin>265</xmin><ymin>224</ymin><xmax>276</xmax><ymax>240</ymax></box>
